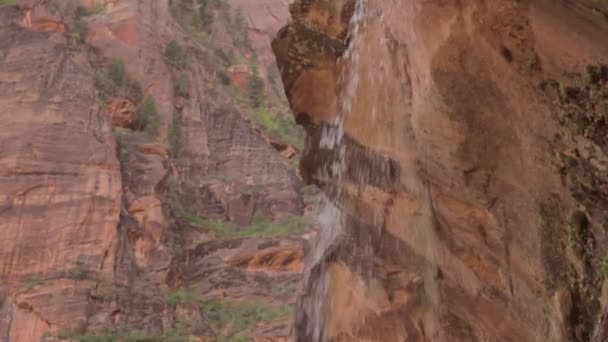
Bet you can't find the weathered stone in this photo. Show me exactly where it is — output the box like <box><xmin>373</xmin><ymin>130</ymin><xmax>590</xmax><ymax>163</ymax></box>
<box><xmin>274</xmin><ymin>0</ymin><xmax>608</xmax><ymax>341</ymax></box>
<box><xmin>107</xmin><ymin>98</ymin><xmax>136</xmax><ymax>128</ymax></box>
<box><xmin>0</xmin><ymin>0</ymin><xmax>307</xmax><ymax>340</ymax></box>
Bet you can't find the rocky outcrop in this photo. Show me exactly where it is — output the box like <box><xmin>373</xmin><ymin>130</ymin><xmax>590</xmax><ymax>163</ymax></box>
<box><xmin>228</xmin><ymin>0</ymin><xmax>292</xmax><ymax>78</ymax></box>
<box><xmin>0</xmin><ymin>0</ymin><xmax>307</xmax><ymax>340</ymax></box>
<box><xmin>274</xmin><ymin>0</ymin><xmax>608</xmax><ymax>341</ymax></box>
<box><xmin>0</xmin><ymin>4</ymin><xmax>121</xmax><ymax>341</ymax></box>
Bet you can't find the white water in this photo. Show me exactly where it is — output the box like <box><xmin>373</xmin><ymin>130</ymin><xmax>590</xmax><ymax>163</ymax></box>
<box><xmin>305</xmin><ymin>1</ymin><xmax>369</xmax><ymax>340</ymax></box>
<box><xmin>298</xmin><ymin>1</ymin><xmax>447</xmax><ymax>340</ymax></box>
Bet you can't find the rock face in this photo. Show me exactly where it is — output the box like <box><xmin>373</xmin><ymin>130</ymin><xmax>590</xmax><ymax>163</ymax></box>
<box><xmin>273</xmin><ymin>0</ymin><xmax>608</xmax><ymax>341</ymax></box>
<box><xmin>0</xmin><ymin>0</ymin><xmax>307</xmax><ymax>341</ymax></box>
<box><xmin>227</xmin><ymin>0</ymin><xmax>292</xmax><ymax>76</ymax></box>
<box><xmin>0</xmin><ymin>4</ymin><xmax>126</xmax><ymax>340</ymax></box>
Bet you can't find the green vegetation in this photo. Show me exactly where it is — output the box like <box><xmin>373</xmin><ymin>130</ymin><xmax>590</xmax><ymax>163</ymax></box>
<box><xmin>108</xmin><ymin>58</ymin><xmax>127</xmax><ymax>86</ymax></box>
<box><xmin>164</xmin><ymin>40</ymin><xmax>191</xmax><ymax>104</ymax></box>
<box><xmin>168</xmin><ymin>117</ymin><xmax>182</xmax><ymax>158</ymax></box>
<box><xmin>550</xmin><ymin>65</ymin><xmax>608</xmax><ymax>342</ymax></box>
<box><xmin>203</xmin><ymin>298</ymin><xmax>291</xmax><ymax>338</ymax></box>
<box><xmin>96</xmin><ymin>58</ymin><xmax>143</xmax><ymax>102</ymax></box>
<box><xmin>552</xmin><ymin>65</ymin><xmax>608</xmax><ymax>143</ymax></box>
<box><xmin>227</xmin><ymin>9</ymin><xmax>251</xmax><ymax>49</ymax></box>
<box><xmin>175</xmin><ymin>72</ymin><xmax>190</xmax><ymax>98</ymax></box>
<box><xmin>75</xmin><ymin>2</ymin><xmax>105</xmax><ymax>16</ymax></box>
<box><xmin>164</xmin><ymin>288</ymin><xmax>292</xmax><ymax>340</ymax></box>
<box><xmin>214</xmin><ymin>48</ymin><xmax>236</xmax><ymax>66</ymax></box>
<box><xmin>163</xmin><ymin>175</ymin><xmax>307</xmax><ymax>239</ymax></box>
<box><xmin>69</xmin><ymin>261</ymin><xmax>89</xmax><ymax>281</ymax></box>
<box><xmin>0</xmin><ymin>0</ymin><xmax>17</xmax><ymax>7</ymax></box>
<box><xmin>602</xmin><ymin>254</ymin><xmax>608</xmax><ymax>275</ymax></box>
<box><xmin>217</xmin><ymin>70</ymin><xmax>232</xmax><ymax>85</ymax></box>
<box><xmin>163</xmin><ymin>176</ymin><xmax>196</xmax><ymax>220</ymax></box>
<box><xmin>164</xmin><ymin>40</ymin><xmax>189</xmax><ymax>70</ymax></box>
<box><xmin>61</xmin><ymin>2</ymin><xmax>105</xmax><ymax>41</ymax></box>
<box><xmin>137</xmin><ymin>95</ymin><xmax>160</xmax><ymax>139</ymax></box>
<box><xmin>594</xmin><ymin>0</ymin><xmax>608</xmax><ymax>9</ymax></box>
<box><xmin>247</xmin><ymin>74</ymin><xmax>265</xmax><ymax>108</ymax></box>
<box><xmin>167</xmin><ymin>0</ymin><xmax>305</xmax><ymax>153</ymax></box>
<box><xmin>187</xmin><ymin>213</ymin><xmax>309</xmax><ymax>239</ymax></box>
<box><xmin>170</xmin><ymin>0</ymin><xmax>225</xmax><ymax>33</ymax></box>
<box><xmin>271</xmin><ymin>283</ymin><xmax>295</xmax><ymax>300</ymax></box>
<box><xmin>568</xmin><ymin>210</ymin><xmax>594</xmax><ymax>260</ymax></box>
<box><xmin>55</xmin><ymin>326</ymin><xmax>188</xmax><ymax>342</ymax></box>
<box><xmin>23</xmin><ymin>276</ymin><xmax>43</xmax><ymax>290</ymax></box>
<box><xmin>165</xmin><ymin>288</ymin><xmax>200</xmax><ymax>308</ymax></box>
<box><xmin>246</xmin><ymin>54</ymin><xmax>265</xmax><ymax>108</ymax></box>
<box><xmin>253</xmin><ymin>107</ymin><xmax>305</xmax><ymax>150</ymax></box>
<box><xmin>73</xmin><ymin>17</ymin><xmax>89</xmax><ymax>42</ymax></box>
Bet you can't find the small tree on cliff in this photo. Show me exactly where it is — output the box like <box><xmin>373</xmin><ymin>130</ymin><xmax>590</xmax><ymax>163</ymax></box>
<box><xmin>108</xmin><ymin>58</ymin><xmax>126</xmax><ymax>87</ymax></box>
<box><xmin>247</xmin><ymin>54</ymin><xmax>265</xmax><ymax>108</ymax></box>
<box><xmin>164</xmin><ymin>40</ymin><xmax>189</xmax><ymax>70</ymax></box>
<box><xmin>247</xmin><ymin>74</ymin><xmax>265</xmax><ymax>108</ymax></box>
<box><xmin>137</xmin><ymin>95</ymin><xmax>160</xmax><ymax>139</ymax></box>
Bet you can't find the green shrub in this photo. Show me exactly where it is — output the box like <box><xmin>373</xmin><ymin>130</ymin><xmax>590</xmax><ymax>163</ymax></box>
<box><xmin>75</xmin><ymin>2</ymin><xmax>104</xmax><ymax>17</ymax></box>
<box><xmin>165</xmin><ymin>288</ymin><xmax>200</xmax><ymax>307</ymax></box>
<box><xmin>127</xmin><ymin>79</ymin><xmax>143</xmax><ymax>102</ymax></box>
<box><xmin>202</xmin><ymin>298</ymin><xmax>292</xmax><ymax>337</ymax></box>
<box><xmin>69</xmin><ymin>262</ymin><xmax>88</xmax><ymax>281</ymax></box>
<box><xmin>96</xmin><ymin>65</ymin><xmax>142</xmax><ymax>102</ymax></box>
<box><xmin>596</xmin><ymin>0</ymin><xmax>608</xmax><ymax>10</ymax></box>
<box><xmin>0</xmin><ymin>0</ymin><xmax>17</xmax><ymax>7</ymax></box>
<box><xmin>54</xmin><ymin>326</ymin><xmax>188</xmax><ymax>342</ymax></box>
<box><xmin>174</xmin><ymin>72</ymin><xmax>190</xmax><ymax>98</ymax></box>
<box><xmin>189</xmin><ymin>213</ymin><xmax>308</xmax><ymax>239</ymax></box>
<box><xmin>214</xmin><ymin>48</ymin><xmax>236</xmax><ymax>66</ymax></box>
<box><xmin>271</xmin><ymin>283</ymin><xmax>295</xmax><ymax>300</ymax></box>
<box><xmin>97</xmin><ymin>58</ymin><xmax>143</xmax><ymax>102</ymax></box>
<box><xmin>137</xmin><ymin>95</ymin><xmax>160</xmax><ymax>139</ymax></box>
<box><xmin>247</xmin><ymin>74</ymin><xmax>265</xmax><ymax>108</ymax></box>
<box><xmin>602</xmin><ymin>254</ymin><xmax>608</xmax><ymax>275</ymax></box>
<box><xmin>217</xmin><ymin>70</ymin><xmax>231</xmax><ymax>85</ymax></box>
<box><xmin>163</xmin><ymin>177</ymin><xmax>198</xmax><ymax>223</ymax></box>
<box><xmin>162</xmin><ymin>290</ymin><xmax>292</xmax><ymax>340</ymax></box>
<box><xmin>74</xmin><ymin>17</ymin><xmax>88</xmax><ymax>42</ymax></box>
<box><xmin>253</xmin><ymin>107</ymin><xmax>279</xmax><ymax>132</ymax></box>
<box><xmin>198</xmin><ymin>0</ymin><xmax>215</xmax><ymax>27</ymax></box>
<box><xmin>217</xmin><ymin>335</ymin><xmax>248</xmax><ymax>342</ymax></box>
<box><xmin>252</xmin><ymin>108</ymin><xmax>305</xmax><ymax>150</ymax></box>
<box><xmin>229</xmin><ymin>9</ymin><xmax>251</xmax><ymax>49</ymax></box>
<box><xmin>168</xmin><ymin>117</ymin><xmax>182</xmax><ymax>157</ymax></box>
<box><xmin>108</xmin><ymin>58</ymin><xmax>126</xmax><ymax>87</ymax></box>
<box><xmin>23</xmin><ymin>276</ymin><xmax>43</xmax><ymax>290</ymax></box>
<box><xmin>96</xmin><ymin>72</ymin><xmax>115</xmax><ymax>97</ymax></box>
<box><xmin>164</xmin><ymin>40</ymin><xmax>189</xmax><ymax>70</ymax></box>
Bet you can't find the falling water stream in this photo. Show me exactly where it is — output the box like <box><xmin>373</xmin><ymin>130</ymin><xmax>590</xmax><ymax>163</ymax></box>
<box><xmin>304</xmin><ymin>0</ymin><xmax>369</xmax><ymax>341</ymax></box>
<box><xmin>300</xmin><ymin>0</ymin><xmax>444</xmax><ymax>340</ymax></box>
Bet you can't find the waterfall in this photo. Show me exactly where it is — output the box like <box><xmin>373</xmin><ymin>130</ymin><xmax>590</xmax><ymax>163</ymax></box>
<box><xmin>303</xmin><ymin>1</ymin><xmax>369</xmax><ymax>341</ymax></box>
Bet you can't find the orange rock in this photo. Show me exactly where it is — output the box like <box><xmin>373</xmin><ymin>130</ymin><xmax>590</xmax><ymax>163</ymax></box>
<box><xmin>274</xmin><ymin>0</ymin><xmax>608</xmax><ymax>341</ymax></box>
<box><xmin>225</xmin><ymin>245</ymin><xmax>304</xmax><ymax>273</ymax></box>
<box><xmin>279</xmin><ymin>145</ymin><xmax>297</xmax><ymax>159</ymax></box>
<box><xmin>134</xmin><ymin>143</ymin><xmax>169</xmax><ymax>158</ymax></box>
<box><xmin>107</xmin><ymin>98</ymin><xmax>137</xmax><ymax>128</ymax></box>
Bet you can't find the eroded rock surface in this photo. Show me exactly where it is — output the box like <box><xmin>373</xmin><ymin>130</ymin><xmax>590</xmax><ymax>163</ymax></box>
<box><xmin>274</xmin><ymin>0</ymin><xmax>608</xmax><ymax>341</ymax></box>
<box><xmin>0</xmin><ymin>0</ymin><xmax>308</xmax><ymax>341</ymax></box>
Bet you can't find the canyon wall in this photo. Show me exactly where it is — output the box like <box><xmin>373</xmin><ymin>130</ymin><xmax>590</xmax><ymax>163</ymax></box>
<box><xmin>273</xmin><ymin>0</ymin><xmax>608</xmax><ymax>341</ymax></box>
<box><xmin>0</xmin><ymin>0</ymin><xmax>308</xmax><ymax>341</ymax></box>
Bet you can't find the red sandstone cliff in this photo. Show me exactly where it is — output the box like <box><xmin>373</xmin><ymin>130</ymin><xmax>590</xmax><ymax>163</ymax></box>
<box><xmin>0</xmin><ymin>0</ymin><xmax>308</xmax><ymax>341</ymax></box>
<box><xmin>273</xmin><ymin>0</ymin><xmax>608</xmax><ymax>341</ymax></box>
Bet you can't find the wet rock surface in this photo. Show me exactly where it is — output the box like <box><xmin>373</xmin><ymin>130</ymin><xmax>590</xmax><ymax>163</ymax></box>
<box><xmin>274</xmin><ymin>0</ymin><xmax>608</xmax><ymax>341</ymax></box>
